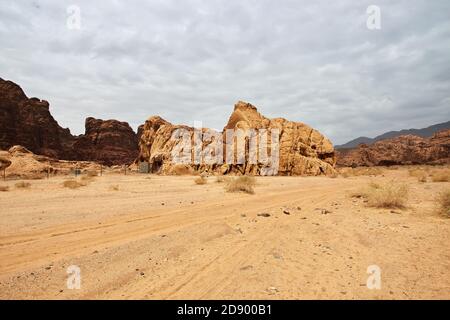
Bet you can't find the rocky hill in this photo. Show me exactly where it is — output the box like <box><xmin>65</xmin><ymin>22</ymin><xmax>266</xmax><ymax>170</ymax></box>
<box><xmin>336</xmin><ymin>121</ymin><xmax>450</xmax><ymax>149</ymax></box>
<box><xmin>0</xmin><ymin>78</ymin><xmax>138</xmax><ymax>165</ymax></box>
<box><xmin>0</xmin><ymin>78</ymin><xmax>75</xmax><ymax>159</ymax></box>
<box><xmin>138</xmin><ymin>101</ymin><xmax>336</xmax><ymax>176</ymax></box>
<box><xmin>336</xmin><ymin>130</ymin><xmax>450</xmax><ymax>167</ymax></box>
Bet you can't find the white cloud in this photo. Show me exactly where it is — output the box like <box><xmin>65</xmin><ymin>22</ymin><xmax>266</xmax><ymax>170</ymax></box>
<box><xmin>1</xmin><ymin>0</ymin><xmax>449</xmax><ymax>144</ymax></box>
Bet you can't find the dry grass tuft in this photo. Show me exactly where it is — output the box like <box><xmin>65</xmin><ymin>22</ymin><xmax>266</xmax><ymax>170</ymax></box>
<box><xmin>350</xmin><ymin>181</ymin><xmax>408</xmax><ymax>209</ymax></box>
<box><xmin>365</xmin><ymin>181</ymin><xmax>409</xmax><ymax>209</ymax></box>
<box><xmin>194</xmin><ymin>176</ymin><xmax>207</xmax><ymax>185</ymax></box>
<box><xmin>63</xmin><ymin>179</ymin><xmax>86</xmax><ymax>189</ymax></box>
<box><xmin>409</xmin><ymin>168</ymin><xmax>428</xmax><ymax>182</ymax></box>
<box><xmin>436</xmin><ymin>190</ymin><xmax>450</xmax><ymax>217</ymax></box>
<box><xmin>15</xmin><ymin>181</ymin><xmax>31</xmax><ymax>189</ymax></box>
<box><xmin>225</xmin><ymin>176</ymin><xmax>256</xmax><ymax>194</ymax></box>
<box><xmin>431</xmin><ymin>169</ymin><xmax>450</xmax><ymax>182</ymax></box>
<box><xmin>0</xmin><ymin>185</ymin><xmax>9</xmax><ymax>192</ymax></box>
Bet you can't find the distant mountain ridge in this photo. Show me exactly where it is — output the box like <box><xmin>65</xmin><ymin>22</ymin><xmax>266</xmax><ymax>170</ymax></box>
<box><xmin>336</xmin><ymin>120</ymin><xmax>450</xmax><ymax>149</ymax></box>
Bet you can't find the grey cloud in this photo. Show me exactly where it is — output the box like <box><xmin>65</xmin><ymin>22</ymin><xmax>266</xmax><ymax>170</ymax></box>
<box><xmin>0</xmin><ymin>0</ymin><xmax>449</xmax><ymax>144</ymax></box>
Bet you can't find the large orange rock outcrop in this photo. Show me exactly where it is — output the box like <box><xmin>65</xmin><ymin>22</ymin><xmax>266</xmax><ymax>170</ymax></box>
<box><xmin>138</xmin><ymin>101</ymin><xmax>336</xmax><ymax>176</ymax></box>
<box><xmin>0</xmin><ymin>78</ymin><xmax>138</xmax><ymax>165</ymax></box>
<box><xmin>336</xmin><ymin>130</ymin><xmax>450</xmax><ymax>167</ymax></box>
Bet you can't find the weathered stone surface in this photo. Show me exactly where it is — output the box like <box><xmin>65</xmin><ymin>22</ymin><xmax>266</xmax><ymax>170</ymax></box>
<box><xmin>336</xmin><ymin>130</ymin><xmax>450</xmax><ymax>167</ymax></box>
<box><xmin>0</xmin><ymin>78</ymin><xmax>138</xmax><ymax>165</ymax></box>
<box><xmin>72</xmin><ymin>117</ymin><xmax>138</xmax><ymax>165</ymax></box>
<box><xmin>0</xmin><ymin>78</ymin><xmax>75</xmax><ymax>159</ymax></box>
<box><xmin>138</xmin><ymin>101</ymin><xmax>336</xmax><ymax>176</ymax></box>
<box><xmin>0</xmin><ymin>145</ymin><xmax>101</xmax><ymax>179</ymax></box>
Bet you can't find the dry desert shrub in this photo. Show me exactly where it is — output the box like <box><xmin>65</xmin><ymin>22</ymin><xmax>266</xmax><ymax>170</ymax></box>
<box><xmin>409</xmin><ymin>168</ymin><xmax>428</xmax><ymax>182</ymax></box>
<box><xmin>225</xmin><ymin>176</ymin><xmax>256</xmax><ymax>194</ymax></box>
<box><xmin>63</xmin><ymin>179</ymin><xmax>86</xmax><ymax>189</ymax></box>
<box><xmin>436</xmin><ymin>190</ymin><xmax>450</xmax><ymax>217</ymax></box>
<box><xmin>0</xmin><ymin>185</ymin><xmax>9</xmax><ymax>192</ymax></box>
<box><xmin>431</xmin><ymin>170</ymin><xmax>450</xmax><ymax>182</ymax></box>
<box><xmin>15</xmin><ymin>181</ymin><xmax>31</xmax><ymax>189</ymax></box>
<box><xmin>194</xmin><ymin>176</ymin><xmax>207</xmax><ymax>185</ymax></box>
<box><xmin>365</xmin><ymin>181</ymin><xmax>409</xmax><ymax>209</ymax></box>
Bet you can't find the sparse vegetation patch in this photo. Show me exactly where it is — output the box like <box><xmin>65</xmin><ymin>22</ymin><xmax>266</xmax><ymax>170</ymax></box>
<box><xmin>351</xmin><ymin>181</ymin><xmax>409</xmax><ymax>209</ymax></box>
<box><xmin>225</xmin><ymin>176</ymin><xmax>256</xmax><ymax>194</ymax></box>
<box><xmin>15</xmin><ymin>181</ymin><xmax>31</xmax><ymax>189</ymax></box>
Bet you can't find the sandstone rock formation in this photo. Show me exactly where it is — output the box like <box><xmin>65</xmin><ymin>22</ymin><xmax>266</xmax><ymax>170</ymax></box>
<box><xmin>0</xmin><ymin>145</ymin><xmax>102</xmax><ymax>179</ymax></box>
<box><xmin>73</xmin><ymin>117</ymin><xmax>138</xmax><ymax>166</ymax></box>
<box><xmin>336</xmin><ymin>130</ymin><xmax>450</xmax><ymax>167</ymax></box>
<box><xmin>0</xmin><ymin>78</ymin><xmax>138</xmax><ymax>165</ymax></box>
<box><xmin>0</xmin><ymin>78</ymin><xmax>75</xmax><ymax>159</ymax></box>
<box><xmin>138</xmin><ymin>101</ymin><xmax>336</xmax><ymax>176</ymax></box>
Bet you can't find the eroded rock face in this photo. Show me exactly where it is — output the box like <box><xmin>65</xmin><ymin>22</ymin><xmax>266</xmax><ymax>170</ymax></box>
<box><xmin>0</xmin><ymin>78</ymin><xmax>75</xmax><ymax>159</ymax></box>
<box><xmin>0</xmin><ymin>145</ymin><xmax>102</xmax><ymax>179</ymax></box>
<box><xmin>0</xmin><ymin>78</ymin><xmax>138</xmax><ymax>165</ymax></box>
<box><xmin>336</xmin><ymin>130</ymin><xmax>450</xmax><ymax>167</ymax></box>
<box><xmin>73</xmin><ymin>118</ymin><xmax>138</xmax><ymax>165</ymax></box>
<box><xmin>138</xmin><ymin>101</ymin><xmax>336</xmax><ymax>176</ymax></box>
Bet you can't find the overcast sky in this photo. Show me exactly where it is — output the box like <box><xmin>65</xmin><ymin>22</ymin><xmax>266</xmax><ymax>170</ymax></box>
<box><xmin>1</xmin><ymin>0</ymin><xmax>449</xmax><ymax>144</ymax></box>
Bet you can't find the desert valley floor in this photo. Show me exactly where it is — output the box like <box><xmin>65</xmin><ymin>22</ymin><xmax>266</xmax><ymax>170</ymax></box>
<box><xmin>0</xmin><ymin>168</ymin><xmax>449</xmax><ymax>299</ymax></box>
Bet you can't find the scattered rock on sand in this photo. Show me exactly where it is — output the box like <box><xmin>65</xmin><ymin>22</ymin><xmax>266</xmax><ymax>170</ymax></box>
<box><xmin>257</xmin><ymin>213</ymin><xmax>271</xmax><ymax>218</ymax></box>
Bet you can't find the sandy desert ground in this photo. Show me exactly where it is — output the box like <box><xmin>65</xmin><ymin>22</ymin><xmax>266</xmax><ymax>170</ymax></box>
<box><xmin>0</xmin><ymin>168</ymin><xmax>449</xmax><ymax>300</ymax></box>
